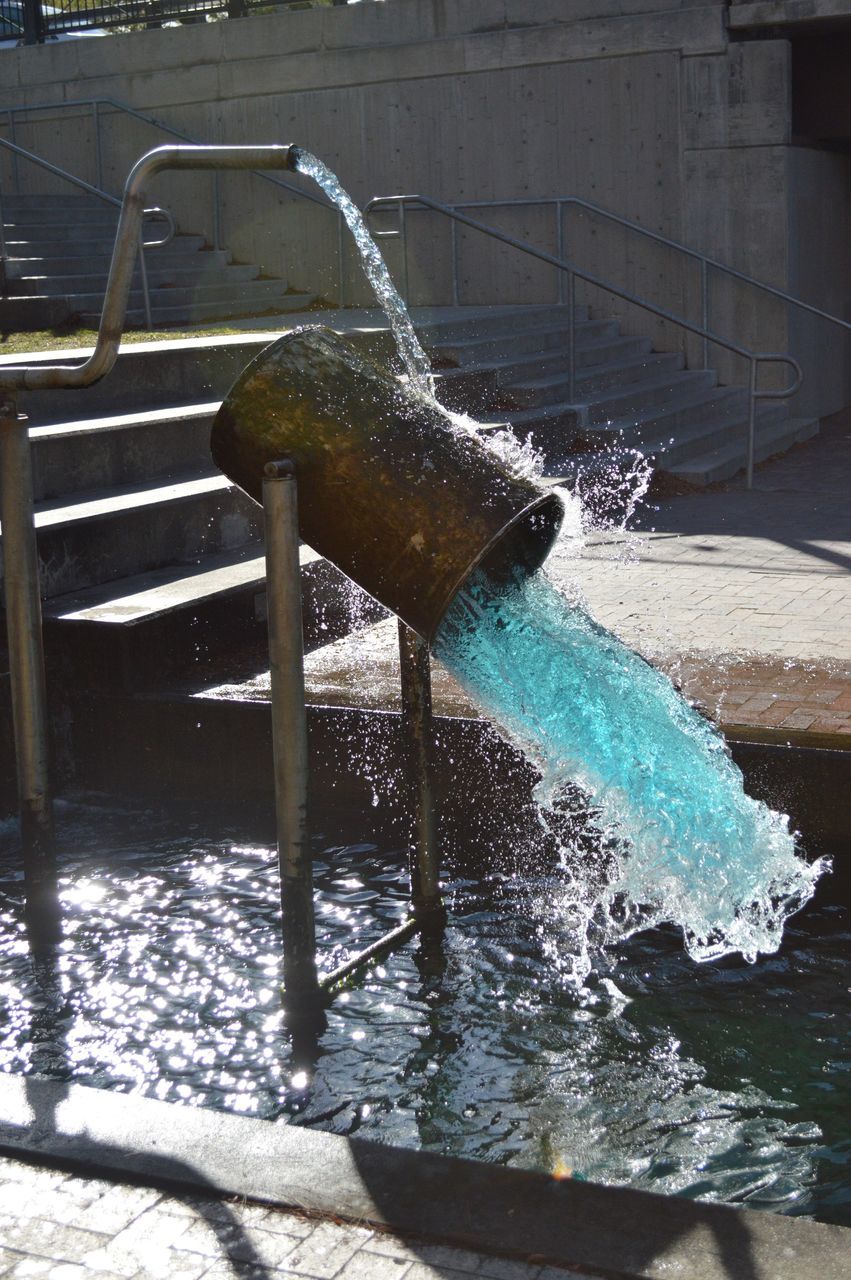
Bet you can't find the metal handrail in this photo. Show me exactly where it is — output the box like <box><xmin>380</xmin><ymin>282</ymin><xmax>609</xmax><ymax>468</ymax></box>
<box><xmin>0</xmin><ymin>144</ymin><xmax>300</xmax><ymax>895</ymax></box>
<box><xmin>0</xmin><ymin>136</ymin><xmax>175</xmax><ymax>329</ymax></box>
<box><xmin>368</xmin><ymin>191</ymin><xmax>851</xmax><ymax>348</ymax></box>
<box><xmin>366</xmin><ymin>191</ymin><xmax>803</xmax><ymax>489</ymax></box>
<box><xmin>0</xmin><ymin>96</ymin><xmax>347</xmax><ymax>302</ymax></box>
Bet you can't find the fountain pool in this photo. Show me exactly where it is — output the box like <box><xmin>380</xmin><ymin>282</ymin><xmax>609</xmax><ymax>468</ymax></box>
<box><xmin>0</xmin><ymin>800</ymin><xmax>847</xmax><ymax>1227</ymax></box>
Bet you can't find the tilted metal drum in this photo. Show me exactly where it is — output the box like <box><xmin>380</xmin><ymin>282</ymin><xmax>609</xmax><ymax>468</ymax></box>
<box><xmin>211</xmin><ymin>326</ymin><xmax>563</xmax><ymax>641</ymax></box>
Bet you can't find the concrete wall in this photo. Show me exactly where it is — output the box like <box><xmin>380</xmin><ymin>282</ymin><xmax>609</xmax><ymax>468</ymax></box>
<box><xmin>1</xmin><ymin>0</ymin><xmax>847</xmax><ymax>414</ymax></box>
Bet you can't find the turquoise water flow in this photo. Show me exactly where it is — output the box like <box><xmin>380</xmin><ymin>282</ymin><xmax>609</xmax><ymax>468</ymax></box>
<box><xmin>435</xmin><ymin>568</ymin><xmax>827</xmax><ymax>982</ymax></box>
<box><xmin>294</xmin><ymin>154</ymin><xmax>828</xmax><ymax>976</ymax></box>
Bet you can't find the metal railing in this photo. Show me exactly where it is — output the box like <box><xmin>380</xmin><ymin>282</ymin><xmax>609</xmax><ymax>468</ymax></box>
<box><xmin>0</xmin><ymin>96</ymin><xmax>347</xmax><ymax>301</ymax></box>
<box><xmin>366</xmin><ymin>191</ymin><xmax>814</xmax><ymax>489</ymax></box>
<box><xmin>0</xmin><ymin>135</ymin><xmax>174</xmax><ymax>328</ymax></box>
<box><xmin>0</xmin><ymin>143</ymin><xmax>442</xmax><ymax>999</ymax></box>
<box><xmin>14</xmin><ymin>0</ymin><xmax>346</xmax><ymax>42</ymax></box>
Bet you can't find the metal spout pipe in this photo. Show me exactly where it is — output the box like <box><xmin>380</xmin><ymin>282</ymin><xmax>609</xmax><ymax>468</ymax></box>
<box><xmin>0</xmin><ymin>143</ymin><xmax>300</xmax><ymax>931</ymax></box>
<box><xmin>0</xmin><ymin>144</ymin><xmax>299</xmax><ymax>395</ymax></box>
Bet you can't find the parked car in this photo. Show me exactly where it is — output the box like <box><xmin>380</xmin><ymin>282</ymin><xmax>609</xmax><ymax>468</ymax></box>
<box><xmin>0</xmin><ymin>2</ymin><xmax>107</xmax><ymax>43</ymax></box>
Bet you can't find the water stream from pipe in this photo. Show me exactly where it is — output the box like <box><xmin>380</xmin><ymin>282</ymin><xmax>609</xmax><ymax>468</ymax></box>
<box><xmin>293</xmin><ymin>151</ymin><xmax>827</xmax><ymax>980</ymax></box>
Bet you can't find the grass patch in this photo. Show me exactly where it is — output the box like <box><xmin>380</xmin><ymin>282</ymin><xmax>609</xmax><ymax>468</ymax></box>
<box><xmin>0</xmin><ymin>325</ymin><xmax>254</xmax><ymax>357</ymax></box>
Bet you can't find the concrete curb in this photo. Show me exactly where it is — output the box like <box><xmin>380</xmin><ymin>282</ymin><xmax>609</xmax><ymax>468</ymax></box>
<box><xmin>0</xmin><ymin>1075</ymin><xmax>848</xmax><ymax>1280</ymax></box>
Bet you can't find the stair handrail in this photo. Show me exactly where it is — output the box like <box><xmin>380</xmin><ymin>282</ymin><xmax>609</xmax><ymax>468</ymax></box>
<box><xmin>367</xmin><ymin>191</ymin><xmax>851</xmax><ymax>351</ymax></box>
<box><xmin>0</xmin><ymin>135</ymin><xmax>175</xmax><ymax>329</ymax></box>
<box><xmin>365</xmin><ymin>191</ymin><xmax>803</xmax><ymax>489</ymax></box>
<box><xmin>0</xmin><ymin>96</ymin><xmax>348</xmax><ymax>303</ymax></box>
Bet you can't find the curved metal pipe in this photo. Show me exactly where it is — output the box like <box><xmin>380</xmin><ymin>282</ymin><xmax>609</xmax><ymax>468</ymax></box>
<box><xmin>0</xmin><ymin>143</ymin><xmax>298</xmax><ymax>393</ymax></box>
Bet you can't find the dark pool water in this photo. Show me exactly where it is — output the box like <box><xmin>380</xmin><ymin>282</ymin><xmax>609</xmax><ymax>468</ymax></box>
<box><xmin>0</xmin><ymin>801</ymin><xmax>848</xmax><ymax>1226</ymax></box>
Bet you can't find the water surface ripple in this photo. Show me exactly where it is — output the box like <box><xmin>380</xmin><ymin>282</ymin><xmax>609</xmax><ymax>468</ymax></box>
<box><xmin>0</xmin><ymin>805</ymin><xmax>846</xmax><ymax>1227</ymax></box>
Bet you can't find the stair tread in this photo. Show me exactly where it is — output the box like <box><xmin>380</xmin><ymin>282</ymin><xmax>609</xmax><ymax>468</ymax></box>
<box><xmin>665</xmin><ymin>417</ymin><xmax>819</xmax><ymax>476</ymax></box>
<box><xmin>29</xmin><ymin>402</ymin><xmax>221</xmax><ymax>441</ymax></box>
<box><xmin>499</xmin><ymin>349</ymin><xmax>679</xmax><ymax>391</ymax></box>
<box><xmin>44</xmin><ymin>544</ymin><xmax>321</xmax><ymax>625</ymax></box>
<box><xmin>30</xmin><ymin>471</ymin><xmax>232</xmax><ymax>531</ymax></box>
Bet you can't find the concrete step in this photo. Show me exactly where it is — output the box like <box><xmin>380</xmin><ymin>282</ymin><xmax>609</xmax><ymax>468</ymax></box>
<box><xmin>2</xmin><ymin>194</ymin><xmax>111</xmax><ymax>210</ymax></box>
<box><xmin>662</xmin><ymin>416</ymin><xmax>820</xmax><ymax>486</ymax></box>
<box><xmin>1</xmin><ymin>472</ymin><xmax>263</xmax><ymax>599</ymax></box>
<box><xmin>59</xmin><ymin>278</ymin><xmax>286</xmax><ymax>315</ymax></box>
<box><xmin>41</xmin><ymin>543</ymin><xmax>385</xmax><ymax>693</ymax></box>
<box><xmin>419</xmin><ymin>304</ymin><xmax>583</xmax><ymax>346</ymax></box>
<box><xmin>8</xmin><ymin>264</ymin><xmax>262</xmax><ymax>297</ymax></box>
<box><xmin>504</xmin><ymin>351</ymin><xmax>693</xmax><ymax>411</ymax></box>
<box><xmin>0</xmin><ymin>295</ymin><xmax>72</xmax><ymax>329</ymax></box>
<box><xmin>3</xmin><ymin>248</ymin><xmax>233</xmax><ymax>280</ymax></box>
<box><xmin>579</xmin><ymin>381</ymin><xmax>746</xmax><ymax>445</ymax></box>
<box><xmin>91</xmin><ymin>292</ymin><xmax>316</xmax><ymax>327</ymax></box>
<box><xmin>29</xmin><ymin>403</ymin><xmax>219</xmax><ymax>501</ymax></box>
<box><xmin>487</xmin><ymin>333</ymin><xmax>654</xmax><ymax>382</ymax></box>
<box><xmin>429</xmin><ymin>311</ymin><xmax>596</xmax><ymax>364</ymax></box>
<box><xmin>5</xmin><ymin>334</ymin><xmax>280</xmax><ymax>425</ymax></box>
<box><xmin>579</xmin><ymin>368</ymin><xmax>720</xmax><ymax>427</ymax></box>
<box><xmin>4</xmin><ymin>233</ymin><xmax>207</xmax><ymax>259</ymax></box>
<box><xmin>638</xmin><ymin>401</ymin><xmax>788</xmax><ymax>469</ymax></box>
<box><xmin>3</xmin><ymin>216</ymin><xmax>122</xmax><ymax>239</ymax></box>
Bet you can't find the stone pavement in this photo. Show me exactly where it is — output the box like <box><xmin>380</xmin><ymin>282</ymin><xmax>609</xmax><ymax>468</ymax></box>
<box><xmin>0</xmin><ymin>1155</ymin><xmax>589</xmax><ymax>1280</ymax></box>
<box><xmin>561</xmin><ymin>408</ymin><xmax>851</xmax><ymax>743</ymax></box>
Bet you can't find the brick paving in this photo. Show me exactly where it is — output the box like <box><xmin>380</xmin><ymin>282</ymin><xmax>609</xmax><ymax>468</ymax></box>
<box><xmin>560</xmin><ymin>409</ymin><xmax>851</xmax><ymax>743</ymax></box>
<box><xmin>0</xmin><ymin>1156</ymin><xmax>592</xmax><ymax>1280</ymax></box>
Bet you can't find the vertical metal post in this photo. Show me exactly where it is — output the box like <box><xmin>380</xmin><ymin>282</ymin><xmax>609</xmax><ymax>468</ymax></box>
<box><xmin>556</xmin><ymin>201</ymin><xmax>565</xmax><ymax>305</ymax></box>
<box><xmin>337</xmin><ymin>210</ymin><xmax>346</xmax><ymax>308</ymax></box>
<box><xmin>0</xmin><ymin>176</ymin><xmax>8</xmax><ymax>299</ymax></box>
<box><xmin>212</xmin><ymin>172</ymin><xmax>222</xmax><ymax>251</ymax></box>
<box><xmin>262</xmin><ymin>459</ymin><xmax>321</xmax><ymax>1013</ymax></box>
<box><xmin>92</xmin><ymin>101</ymin><xmax>103</xmax><ymax>191</ymax></box>
<box><xmin>700</xmin><ymin>258</ymin><xmax>709</xmax><ymax>371</ymax></box>
<box><xmin>8</xmin><ymin>112</ymin><xmax>19</xmax><ymax>190</ymax></box>
<box><xmin>746</xmin><ymin>359</ymin><xmax>757</xmax><ymax>491</ymax></box>
<box><xmin>397</xmin><ymin>620</ymin><xmax>443</xmax><ymax>919</ymax></box>
<box><xmin>138</xmin><ymin>233</ymin><xmax>153</xmax><ymax>330</ymax></box>
<box><xmin>399</xmin><ymin>200</ymin><xmax>410</xmax><ymax>303</ymax></box>
<box><xmin>567</xmin><ymin>270</ymin><xmax>577</xmax><ymax>402</ymax></box>
<box><xmin>0</xmin><ymin>399</ymin><xmax>56</xmax><ymax>907</ymax></box>
<box><xmin>450</xmin><ymin>215</ymin><xmax>459</xmax><ymax>307</ymax></box>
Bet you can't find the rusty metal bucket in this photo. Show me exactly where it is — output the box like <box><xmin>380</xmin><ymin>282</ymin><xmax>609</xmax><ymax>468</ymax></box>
<box><xmin>211</xmin><ymin>326</ymin><xmax>563</xmax><ymax>641</ymax></box>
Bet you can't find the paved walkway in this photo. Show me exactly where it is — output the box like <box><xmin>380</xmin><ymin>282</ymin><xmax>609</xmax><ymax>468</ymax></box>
<box><xmin>0</xmin><ymin>1154</ymin><xmax>587</xmax><ymax>1280</ymax></box>
<box><xmin>563</xmin><ymin>409</ymin><xmax>851</xmax><ymax>742</ymax></box>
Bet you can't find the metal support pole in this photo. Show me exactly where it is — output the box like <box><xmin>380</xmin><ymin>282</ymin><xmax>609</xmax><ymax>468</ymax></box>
<box><xmin>700</xmin><ymin>258</ymin><xmax>709</xmax><ymax>371</ymax></box>
<box><xmin>746</xmin><ymin>359</ymin><xmax>757</xmax><ymax>491</ymax></box>
<box><xmin>397</xmin><ymin>620</ymin><xmax>444</xmax><ymax>919</ymax></box>
<box><xmin>93</xmin><ymin>102</ymin><xmax>103</xmax><ymax>191</ymax></box>
<box><xmin>212</xmin><ymin>172</ymin><xmax>222</xmax><ymax>251</ymax></box>
<box><xmin>399</xmin><ymin>200</ymin><xmax>409</xmax><ymax>303</ymax></box>
<box><xmin>450</xmin><ymin>215</ymin><xmax>459</xmax><ymax>307</ymax></box>
<box><xmin>556</xmin><ymin>201</ymin><xmax>565</xmax><ymax>305</ymax></box>
<box><xmin>0</xmin><ymin>398</ymin><xmax>56</xmax><ymax>915</ymax></box>
<box><xmin>337</xmin><ymin>211</ymin><xmax>346</xmax><ymax>308</ymax></box>
<box><xmin>138</xmin><ymin>233</ymin><xmax>153</xmax><ymax>330</ymax></box>
<box><xmin>567</xmin><ymin>270</ymin><xmax>577</xmax><ymax>402</ymax></box>
<box><xmin>262</xmin><ymin>459</ymin><xmax>321</xmax><ymax>1015</ymax></box>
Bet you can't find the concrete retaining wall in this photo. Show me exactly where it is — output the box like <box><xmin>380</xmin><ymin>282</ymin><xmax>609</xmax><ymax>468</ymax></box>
<box><xmin>1</xmin><ymin>0</ymin><xmax>848</xmax><ymax>415</ymax></box>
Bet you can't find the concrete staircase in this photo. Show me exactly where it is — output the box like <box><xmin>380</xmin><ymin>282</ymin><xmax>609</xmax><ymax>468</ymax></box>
<box><xmin>0</xmin><ymin>194</ymin><xmax>314</xmax><ymax>330</ymax></box>
<box><xmin>429</xmin><ymin>307</ymin><xmax>819</xmax><ymax>488</ymax></box>
<box><xmin>0</xmin><ymin>304</ymin><xmax>819</xmax><ymax>721</ymax></box>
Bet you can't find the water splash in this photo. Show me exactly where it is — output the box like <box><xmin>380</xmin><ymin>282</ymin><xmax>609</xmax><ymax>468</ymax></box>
<box><xmin>293</xmin><ymin>153</ymin><xmax>827</xmax><ymax>977</ymax></box>
<box><xmin>293</xmin><ymin>150</ymin><xmax>434</xmax><ymax>396</ymax></box>
<box><xmin>435</xmin><ymin>567</ymin><xmax>827</xmax><ymax>985</ymax></box>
